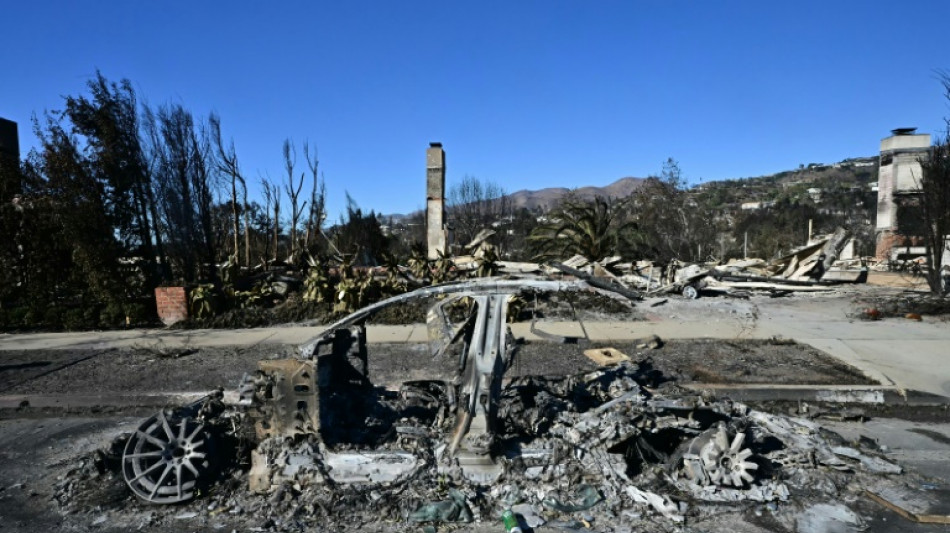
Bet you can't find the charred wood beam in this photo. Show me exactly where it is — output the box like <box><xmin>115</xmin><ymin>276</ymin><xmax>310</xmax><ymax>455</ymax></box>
<box><xmin>549</xmin><ymin>262</ymin><xmax>642</xmax><ymax>301</ymax></box>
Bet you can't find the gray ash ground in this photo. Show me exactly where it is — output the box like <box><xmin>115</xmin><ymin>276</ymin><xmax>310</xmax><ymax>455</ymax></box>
<box><xmin>0</xmin><ymin>347</ymin><xmax>942</xmax><ymax>533</ymax></box>
<box><xmin>369</xmin><ymin>338</ymin><xmax>874</xmax><ymax>388</ymax></box>
<box><xmin>6</xmin><ymin>363</ymin><xmax>937</xmax><ymax>533</ymax></box>
<box><xmin>0</xmin><ymin>345</ymin><xmax>297</xmax><ymax>396</ymax></box>
<box><xmin>644</xmin><ymin>338</ymin><xmax>873</xmax><ymax>385</ymax></box>
<box><xmin>0</xmin><ymin>338</ymin><xmax>873</xmax><ymax>399</ymax></box>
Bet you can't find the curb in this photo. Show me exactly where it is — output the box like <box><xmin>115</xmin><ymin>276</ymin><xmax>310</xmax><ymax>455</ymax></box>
<box><xmin>681</xmin><ymin>384</ymin><xmax>950</xmax><ymax>406</ymax></box>
<box><xmin>3</xmin><ymin>386</ymin><xmax>946</xmax><ymax>412</ymax></box>
<box><xmin>0</xmin><ymin>391</ymin><xmax>242</xmax><ymax>410</ymax></box>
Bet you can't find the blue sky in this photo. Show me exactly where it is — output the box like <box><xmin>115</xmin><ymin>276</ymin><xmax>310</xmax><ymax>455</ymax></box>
<box><xmin>2</xmin><ymin>1</ymin><xmax>949</xmax><ymax>219</ymax></box>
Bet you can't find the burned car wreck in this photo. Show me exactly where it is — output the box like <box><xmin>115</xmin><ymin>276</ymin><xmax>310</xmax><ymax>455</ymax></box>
<box><xmin>117</xmin><ymin>277</ymin><xmax>922</xmax><ymax>531</ymax></box>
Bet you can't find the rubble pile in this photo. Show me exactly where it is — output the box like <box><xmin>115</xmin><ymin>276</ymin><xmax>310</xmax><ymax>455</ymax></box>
<box><xmin>55</xmin><ymin>361</ymin><xmax>920</xmax><ymax>532</ymax></box>
<box><xmin>50</xmin><ymin>278</ymin><xmax>934</xmax><ymax>532</ymax></box>
<box><xmin>540</xmin><ymin>228</ymin><xmax>867</xmax><ymax>299</ymax></box>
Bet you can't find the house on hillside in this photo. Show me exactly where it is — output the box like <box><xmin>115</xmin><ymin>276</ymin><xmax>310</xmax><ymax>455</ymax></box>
<box><xmin>740</xmin><ymin>201</ymin><xmax>775</xmax><ymax>211</ymax></box>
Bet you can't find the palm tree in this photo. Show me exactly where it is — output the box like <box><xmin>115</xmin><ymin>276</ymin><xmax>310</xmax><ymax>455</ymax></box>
<box><xmin>528</xmin><ymin>196</ymin><xmax>640</xmax><ymax>261</ymax></box>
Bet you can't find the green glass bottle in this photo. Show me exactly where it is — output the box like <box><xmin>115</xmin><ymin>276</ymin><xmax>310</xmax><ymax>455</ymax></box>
<box><xmin>501</xmin><ymin>509</ymin><xmax>523</xmax><ymax>533</ymax></box>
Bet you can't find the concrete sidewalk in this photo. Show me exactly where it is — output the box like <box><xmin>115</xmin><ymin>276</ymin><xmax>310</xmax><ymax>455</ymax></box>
<box><xmin>2</xmin><ymin>296</ymin><xmax>948</xmax><ymax>397</ymax></box>
<box><xmin>752</xmin><ymin>300</ymin><xmax>950</xmax><ymax>398</ymax></box>
<box><xmin>0</xmin><ymin>320</ymin><xmax>796</xmax><ymax>350</ymax></box>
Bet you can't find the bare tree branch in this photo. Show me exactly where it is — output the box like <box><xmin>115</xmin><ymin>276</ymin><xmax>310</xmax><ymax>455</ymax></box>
<box><xmin>303</xmin><ymin>140</ymin><xmax>326</xmax><ymax>252</ymax></box>
<box><xmin>283</xmin><ymin>139</ymin><xmax>306</xmax><ymax>260</ymax></box>
<box><xmin>209</xmin><ymin>113</ymin><xmax>245</xmax><ymax>266</ymax></box>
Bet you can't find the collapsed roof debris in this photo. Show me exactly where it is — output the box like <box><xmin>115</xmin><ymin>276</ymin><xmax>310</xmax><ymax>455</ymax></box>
<box><xmin>70</xmin><ymin>277</ymin><xmax>934</xmax><ymax>531</ymax></box>
<box><xmin>544</xmin><ymin>228</ymin><xmax>867</xmax><ymax>299</ymax></box>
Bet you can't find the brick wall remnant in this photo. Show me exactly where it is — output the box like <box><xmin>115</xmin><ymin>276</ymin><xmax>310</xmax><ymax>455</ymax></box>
<box><xmin>155</xmin><ymin>287</ymin><xmax>188</xmax><ymax>326</ymax></box>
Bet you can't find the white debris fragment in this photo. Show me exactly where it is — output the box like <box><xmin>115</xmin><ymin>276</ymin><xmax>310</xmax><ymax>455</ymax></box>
<box><xmin>831</xmin><ymin>446</ymin><xmax>902</xmax><ymax>475</ymax></box>
<box><xmin>624</xmin><ymin>486</ymin><xmax>684</xmax><ymax>522</ymax></box>
<box><xmin>796</xmin><ymin>503</ymin><xmax>867</xmax><ymax>533</ymax></box>
<box><xmin>511</xmin><ymin>503</ymin><xmax>546</xmax><ymax>528</ymax></box>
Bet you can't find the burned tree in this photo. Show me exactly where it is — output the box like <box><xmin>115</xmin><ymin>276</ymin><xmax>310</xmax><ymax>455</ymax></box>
<box><xmin>915</xmin><ymin>135</ymin><xmax>950</xmax><ymax>293</ymax></box>
<box><xmin>447</xmin><ymin>174</ymin><xmax>512</xmax><ymax>252</ymax></box>
<box><xmin>303</xmin><ymin>140</ymin><xmax>326</xmax><ymax>253</ymax></box>
<box><xmin>32</xmin><ymin>112</ymin><xmax>126</xmax><ymax>309</ymax></box>
<box><xmin>209</xmin><ymin>113</ymin><xmax>248</xmax><ymax>266</ymax></box>
<box><xmin>63</xmin><ymin>72</ymin><xmax>165</xmax><ymax>288</ymax></box>
<box><xmin>143</xmin><ymin>104</ymin><xmax>219</xmax><ymax>283</ymax></box>
<box><xmin>282</xmin><ymin>139</ymin><xmax>307</xmax><ymax>260</ymax></box>
<box><xmin>328</xmin><ymin>193</ymin><xmax>390</xmax><ymax>265</ymax></box>
<box><xmin>260</xmin><ymin>174</ymin><xmax>282</xmax><ymax>262</ymax></box>
<box><xmin>893</xmin><ymin>74</ymin><xmax>950</xmax><ymax>294</ymax></box>
<box><xmin>635</xmin><ymin>159</ymin><xmax>718</xmax><ymax>263</ymax></box>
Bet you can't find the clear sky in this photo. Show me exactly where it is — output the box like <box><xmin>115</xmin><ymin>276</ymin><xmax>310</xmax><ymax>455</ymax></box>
<box><xmin>2</xmin><ymin>1</ymin><xmax>949</xmax><ymax>219</ymax></box>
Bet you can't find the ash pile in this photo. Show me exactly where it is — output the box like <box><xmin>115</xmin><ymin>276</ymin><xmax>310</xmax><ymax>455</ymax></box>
<box><xmin>94</xmin><ymin>278</ymin><xmax>929</xmax><ymax>532</ymax></box>
<box><xmin>234</xmin><ymin>361</ymin><xmax>905</xmax><ymax>531</ymax></box>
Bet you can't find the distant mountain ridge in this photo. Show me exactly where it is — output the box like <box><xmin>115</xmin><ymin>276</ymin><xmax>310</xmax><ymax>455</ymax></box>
<box><xmin>383</xmin><ymin>176</ymin><xmax>648</xmax><ymax>221</ymax></box>
<box><xmin>507</xmin><ymin>176</ymin><xmax>646</xmax><ymax>211</ymax></box>
<box><xmin>382</xmin><ymin>156</ymin><xmax>881</xmax><ymax>221</ymax></box>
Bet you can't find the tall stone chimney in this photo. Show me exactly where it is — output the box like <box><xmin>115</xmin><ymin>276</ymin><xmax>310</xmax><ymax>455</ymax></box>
<box><xmin>0</xmin><ymin>118</ymin><xmax>18</xmax><ymax>162</ymax></box>
<box><xmin>0</xmin><ymin>118</ymin><xmax>20</xmax><ymax>197</ymax></box>
<box><xmin>874</xmin><ymin>127</ymin><xmax>930</xmax><ymax>260</ymax></box>
<box><xmin>426</xmin><ymin>142</ymin><xmax>447</xmax><ymax>259</ymax></box>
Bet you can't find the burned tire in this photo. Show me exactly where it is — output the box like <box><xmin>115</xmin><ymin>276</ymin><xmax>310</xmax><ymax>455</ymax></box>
<box><xmin>682</xmin><ymin>285</ymin><xmax>699</xmax><ymax>299</ymax></box>
<box><xmin>122</xmin><ymin>411</ymin><xmax>212</xmax><ymax>504</ymax></box>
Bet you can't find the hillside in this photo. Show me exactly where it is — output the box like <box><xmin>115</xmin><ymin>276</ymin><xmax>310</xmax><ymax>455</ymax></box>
<box><xmin>385</xmin><ymin>156</ymin><xmax>881</xmax><ymax>220</ymax></box>
<box><xmin>505</xmin><ymin>156</ymin><xmax>880</xmax><ymax>212</ymax></box>
<box><xmin>508</xmin><ymin>176</ymin><xmax>646</xmax><ymax>211</ymax></box>
<box><xmin>695</xmin><ymin>156</ymin><xmax>880</xmax><ymax>209</ymax></box>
